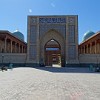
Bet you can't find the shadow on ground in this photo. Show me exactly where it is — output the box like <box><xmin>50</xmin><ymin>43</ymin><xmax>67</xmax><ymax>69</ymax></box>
<box><xmin>1</xmin><ymin>65</ymin><xmax>100</xmax><ymax>74</ymax></box>
<box><xmin>33</xmin><ymin>67</ymin><xmax>99</xmax><ymax>73</ymax></box>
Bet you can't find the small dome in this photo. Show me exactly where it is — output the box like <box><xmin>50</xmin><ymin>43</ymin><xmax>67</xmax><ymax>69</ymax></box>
<box><xmin>83</xmin><ymin>31</ymin><xmax>95</xmax><ymax>41</ymax></box>
<box><xmin>13</xmin><ymin>30</ymin><xmax>24</xmax><ymax>41</ymax></box>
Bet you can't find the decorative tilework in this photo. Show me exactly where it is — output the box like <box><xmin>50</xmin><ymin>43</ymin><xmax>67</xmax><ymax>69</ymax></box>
<box><xmin>30</xmin><ymin>25</ymin><xmax>37</xmax><ymax>43</ymax></box>
<box><xmin>68</xmin><ymin>17</ymin><xmax>75</xmax><ymax>24</ymax></box>
<box><xmin>39</xmin><ymin>17</ymin><xmax>66</xmax><ymax>23</ymax></box>
<box><xmin>68</xmin><ymin>25</ymin><xmax>75</xmax><ymax>43</ymax></box>
<box><xmin>28</xmin><ymin>16</ymin><xmax>78</xmax><ymax>63</ymax></box>
<box><xmin>29</xmin><ymin>45</ymin><xmax>37</xmax><ymax>60</ymax></box>
<box><xmin>39</xmin><ymin>24</ymin><xmax>66</xmax><ymax>38</ymax></box>
<box><xmin>30</xmin><ymin>18</ymin><xmax>37</xmax><ymax>25</ymax></box>
<box><xmin>68</xmin><ymin>46</ymin><xmax>76</xmax><ymax>59</ymax></box>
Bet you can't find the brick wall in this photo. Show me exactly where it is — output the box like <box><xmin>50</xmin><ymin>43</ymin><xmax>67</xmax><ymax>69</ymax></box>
<box><xmin>79</xmin><ymin>54</ymin><xmax>100</xmax><ymax>64</ymax></box>
<box><xmin>0</xmin><ymin>53</ymin><xmax>26</xmax><ymax>64</ymax></box>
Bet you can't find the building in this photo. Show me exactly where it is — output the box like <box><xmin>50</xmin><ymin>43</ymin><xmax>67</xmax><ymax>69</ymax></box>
<box><xmin>79</xmin><ymin>31</ymin><xmax>100</xmax><ymax>66</ymax></box>
<box><xmin>0</xmin><ymin>30</ymin><xmax>26</xmax><ymax>53</ymax></box>
<box><xmin>0</xmin><ymin>15</ymin><xmax>100</xmax><ymax>67</ymax></box>
<box><xmin>79</xmin><ymin>31</ymin><xmax>100</xmax><ymax>54</ymax></box>
<box><xmin>27</xmin><ymin>15</ymin><xmax>78</xmax><ymax>66</ymax></box>
<box><xmin>0</xmin><ymin>30</ymin><xmax>27</xmax><ymax>66</ymax></box>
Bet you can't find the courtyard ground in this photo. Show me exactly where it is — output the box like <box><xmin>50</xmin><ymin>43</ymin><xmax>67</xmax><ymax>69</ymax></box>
<box><xmin>0</xmin><ymin>67</ymin><xmax>100</xmax><ymax>100</ymax></box>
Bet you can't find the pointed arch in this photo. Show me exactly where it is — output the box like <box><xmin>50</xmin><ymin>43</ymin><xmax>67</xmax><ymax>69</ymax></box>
<box><xmin>40</xmin><ymin>29</ymin><xmax>65</xmax><ymax>42</ymax></box>
<box><xmin>44</xmin><ymin>39</ymin><xmax>61</xmax><ymax>66</ymax></box>
<box><xmin>44</xmin><ymin>39</ymin><xmax>61</xmax><ymax>49</ymax></box>
<box><xmin>40</xmin><ymin>29</ymin><xmax>65</xmax><ymax>66</ymax></box>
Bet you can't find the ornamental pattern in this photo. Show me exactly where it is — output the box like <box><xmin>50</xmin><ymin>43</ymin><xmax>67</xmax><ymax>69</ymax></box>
<box><xmin>30</xmin><ymin>25</ymin><xmax>37</xmax><ymax>43</ymax></box>
<box><xmin>39</xmin><ymin>17</ymin><xmax>66</xmax><ymax>23</ymax></box>
<box><xmin>68</xmin><ymin>45</ymin><xmax>76</xmax><ymax>59</ymax></box>
<box><xmin>29</xmin><ymin>45</ymin><xmax>37</xmax><ymax>59</ymax></box>
<box><xmin>68</xmin><ymin>25</ymin><xmax>75</xmax><ymax>43</ymax></box>
<box><xmin>39</xmin><ymin>24</ymin><xmax>66</xmax><ymax>38</ymax></box>
<box><xmin>68</xmin><ymin>17</ymin><xmax>75</xmax><ymax>24</ymax></box>
<box><xmin>30</xmin><ymin>18</ymin><xmax>37</xmax><ymax>25</ymax></box>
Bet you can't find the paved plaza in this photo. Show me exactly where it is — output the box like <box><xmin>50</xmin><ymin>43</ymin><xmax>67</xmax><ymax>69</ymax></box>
<box><xmin>0</xmin><ymin>67</ymin><xmax>100</xmax><ymax>100</ymax></box>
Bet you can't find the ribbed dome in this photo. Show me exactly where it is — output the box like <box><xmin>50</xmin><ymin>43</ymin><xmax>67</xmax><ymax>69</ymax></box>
<box><xmin>83</xmin><ymin>31</ymin><xmax>95</xmax><ymax>41</ymax></box>
<box><xmin>13</xmin><ymin>30</ymin><xmax>24</xmax><ymax>41</ymax></box>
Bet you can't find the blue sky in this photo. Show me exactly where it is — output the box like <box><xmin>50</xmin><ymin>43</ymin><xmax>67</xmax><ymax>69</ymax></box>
<box><xmin>0</xmin><ymin>0</ymin><xmax>100</xmax><ymax>43</ymax></box>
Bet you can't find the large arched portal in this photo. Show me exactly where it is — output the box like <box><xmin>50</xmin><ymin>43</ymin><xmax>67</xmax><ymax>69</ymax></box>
<box><xmin>40</xmin><ymin>29</ymin><xmax>65</xmax><ymax>67</ymax></box>
<box><xmin>27</xmin><ymin>16</ymin><xmax>78</xmax><ymax>67</ymax></box>
<box><xmin>45</xmin><ymin>39</ymin><xmax>61</xmax><ymax>67</ymax></box>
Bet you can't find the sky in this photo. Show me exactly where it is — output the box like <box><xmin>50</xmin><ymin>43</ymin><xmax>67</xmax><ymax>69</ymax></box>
<box><xmin>0</xmin><ymin>0</ymin><xmax>100</xmax><ymax>43</ymax></box>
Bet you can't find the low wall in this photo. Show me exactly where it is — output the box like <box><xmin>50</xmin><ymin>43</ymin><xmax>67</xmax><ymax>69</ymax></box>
<box><xmin>0</xmin><ymin>53</ymin><xmax>100</xmax><ymax>67</ymax></box>
<box><xmin>0</xmin><ymin>53</ymin><xmax>27</xmax><ymax>66</ymax></box>
<box><xmin>66</xmin><ymin>54</ymin><xmax>100</xmax><ymax>67</ymax></box>
<box><xmin>79</xmin><ymin>54</ymin><xmax>100</xmax><ymax>64</ymax></box>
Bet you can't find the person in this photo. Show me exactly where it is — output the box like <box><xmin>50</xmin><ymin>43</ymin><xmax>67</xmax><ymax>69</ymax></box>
<box><xmin>1</xmin><ymin>65</ymin><xmax>4</xmax><ymax>72</ymax></box>
<box><xmin>89</xmin><ymin>65</ymin><xmax>94</xmax><ymax>71</ymax></box>
<box><xmin>1</xmin><ymin>65</ymin><xmax>7</xmax><ymax>72</ymax></box>
<box><xmin>9</xmin><ymin>63</ymin><xmax>13</xmax><ymax>70</ymax></box>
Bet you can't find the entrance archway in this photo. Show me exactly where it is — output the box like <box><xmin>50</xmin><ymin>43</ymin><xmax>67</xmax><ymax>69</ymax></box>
<box><xmin>44</xmin><ymin>39</ymin><xmax>61</xmax><ymax>67</ymax></box>
<box><xmin>40</xmin><ymin>29</ymin><xmax>65</xmax><ymax>67</ymax></box>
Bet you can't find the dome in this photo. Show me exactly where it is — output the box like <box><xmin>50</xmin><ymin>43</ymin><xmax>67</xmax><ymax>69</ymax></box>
<box><xmin>13</xmin><ymin>30</ymin><xmax>24</xmax><ymax>41</ymax></box>
<box><xmin>83</xmin><ymin>31</ymin><xmax>95</xmax><ymax>41</ymax></box>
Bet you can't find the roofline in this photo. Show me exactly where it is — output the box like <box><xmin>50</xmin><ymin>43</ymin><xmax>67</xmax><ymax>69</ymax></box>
<box><xmin>0</xmin><ymin>30</ymin><xmax>27</xmax><ymax>44</ymax></box>
<box><xmin>0</xmin><ymin>30</ymin><xmax>9</xmax><ymax>33</ymax></box>
<box><xmin>27</xmin><ymin>15</ymin><xmax>78</xmax><ymax>17</ymax></box>
<box><xmin>79</xmin><ymin>31</ymin><xmax>100</xmax><ymax>45</ymax></box>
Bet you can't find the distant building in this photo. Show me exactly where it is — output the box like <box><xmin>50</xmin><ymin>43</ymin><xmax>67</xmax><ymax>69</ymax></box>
<box><xmin>0</xmin><ymin>30</ymin><xmax>26</xmax><ymax>53</ymax></box>
<box><xmin>78</xmin><ymin>31</ymin><xmax>100</xmax><ymax>67</ymax></box>
<box><xmin>0</xmin><ymin>30</ymin><xmax>27</xmax><ymax>66</ymax></box>
<box><xmin>79</xmin><ymin>31</ymin><xmax>100</xmax><ymax>54</ymax></box>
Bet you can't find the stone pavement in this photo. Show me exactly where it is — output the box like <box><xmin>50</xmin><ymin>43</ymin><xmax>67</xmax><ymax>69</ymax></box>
<box><xmin>0</xmin><ymin>67</ymin><xmax>100</xmax><ymax>100</ymax></box>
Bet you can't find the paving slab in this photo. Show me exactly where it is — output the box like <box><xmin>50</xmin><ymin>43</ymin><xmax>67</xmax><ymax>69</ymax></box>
<box><xmin>0</xmin><ymin>67</ymin><xmax>100</xmax><ymax>100</ymax></box>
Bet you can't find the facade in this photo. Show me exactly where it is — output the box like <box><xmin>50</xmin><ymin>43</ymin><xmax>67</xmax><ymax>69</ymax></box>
<box><xmin>79</xmin><ymin>31</ymin><xmax>100</xmax><ymax>66</ymax></box>
<box><xmin>27</xmin><ymin>15</ymin><xmax>78</xmax><ymax>66</ymax></box>
<box><xmin>0</xmin><ymin>15</ymin><xmax>99</xmax><ymax>67</ymax></box>
<box><xmin>79</xmin><ymin>31</ymin><xmax>100</xmax><ymax>54</ymax></box>
<box><xmin>0</xmin><ymin>30</ymin><xmax>27</xmax><ymax>66</ymax></box>
<box><xmin>0</xmin><ymin>30</ymin><xmax>26</xmax><ymax>53</ymax></box>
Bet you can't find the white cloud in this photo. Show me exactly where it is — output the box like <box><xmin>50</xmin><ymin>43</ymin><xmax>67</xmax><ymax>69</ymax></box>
<box><xmin>29</xmin><ymin>9</ymin><xmax>32</xmax><ymax>13</ymax></box>
<box><xmin>51</xmin><ymin>3</ymin><xmax>55</xmax><ymax>7</ymax></box>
